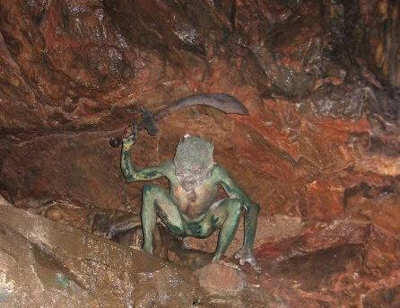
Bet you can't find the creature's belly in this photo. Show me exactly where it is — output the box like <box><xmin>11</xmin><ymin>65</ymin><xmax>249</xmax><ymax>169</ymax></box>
<box><xmin>172</xmin><ymin>185</ymin><xmax>217</xmax><ymax>221</ymax></box>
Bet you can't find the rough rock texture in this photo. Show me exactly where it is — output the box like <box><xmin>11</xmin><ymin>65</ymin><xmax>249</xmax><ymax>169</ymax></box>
<box><xmin>196</xmin><ymin>263</ymin><xmax>246</xmax><ymax>296</ymax></box>
<box><xmin>0</xmin><ymin>0</ymin><xmax>399</xmax><ymax>306</ymax></box>
<box><xmin>0</xmin><ymin>195</ymin><xmax>200</xmax><ymax>307</ymax></box>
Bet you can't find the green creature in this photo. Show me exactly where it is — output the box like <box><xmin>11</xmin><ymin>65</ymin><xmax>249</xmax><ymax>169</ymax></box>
<box><xmin>121</xmin><ymin>133</ymin><xmax>260</xmax><ymax>270</ymax></box>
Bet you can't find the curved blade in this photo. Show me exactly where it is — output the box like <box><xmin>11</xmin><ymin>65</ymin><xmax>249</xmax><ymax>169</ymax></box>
<box><xmin>155</xmin><ymin>93</ymin><xmax>248</xmax><ymax>120</ymax></box>
<box><xmin>109</xmin><ymin>94</ymin><xmax>249</xmax><ymax>147</ymax></box>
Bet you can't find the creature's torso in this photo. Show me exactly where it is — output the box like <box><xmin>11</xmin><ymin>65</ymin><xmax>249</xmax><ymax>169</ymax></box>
<box><xmin>169</xmin><ymin>167</ymin><xmax>219</xmax><ymax>221</ymax></box>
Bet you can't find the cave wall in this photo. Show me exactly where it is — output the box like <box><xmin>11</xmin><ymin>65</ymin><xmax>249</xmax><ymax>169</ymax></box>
<box><xmin>0</xmin><ymin>0</ymin><xmax>400</xmax><ymax>305</ymax></box>
<box><xmin>0</xmin><ymin>0</ymin><xmax>398</xmax><ymax>209</ymax></box>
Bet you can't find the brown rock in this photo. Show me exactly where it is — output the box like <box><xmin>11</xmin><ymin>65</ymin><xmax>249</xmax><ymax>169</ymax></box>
<box><xmin>305</xmin><ymin>179</ymin><xmax>344</xmax><ymax>221</ymax></box>
<box><xmin>196</xmin><ymin>263</ymin><xmax>246</xmax><ymax>296</ymax></box>
<box><xmin>363</xmin><ymin>285</ymin><xmax>400</xmax><ymax>308</ymax></box>
<box><xmin>0</xmin><ymin>197</ymin><xmax>200</xmax><ymax>307</ymax></box>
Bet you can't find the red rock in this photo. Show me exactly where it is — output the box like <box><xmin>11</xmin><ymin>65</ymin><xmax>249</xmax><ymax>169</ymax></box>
<box><xmin>304</xmin><ymin>179</ymin><xmax>344</xmax><ymax>221</ymax></box>
<box><xmin>196</xmin><ymin>263</ymin><xmax>246</xmax><ymax>296</ymax></box>
<box><xmin>363</xmin><ymin>285</ymin><xmax>400</xmax><ymax>308</ymax></box>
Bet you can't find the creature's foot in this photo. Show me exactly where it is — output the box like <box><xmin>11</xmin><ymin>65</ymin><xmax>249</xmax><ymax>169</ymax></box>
<box><xmin>234</xmin><ymin>248</ymin><xmax>261</xmax><ymax>273</ymax></box>
<box><xmin>211</xmin><ymin>254</ymin><xmax>239</xmax><ymax>270</ymax></box>
<box><xmin>211</xmin><ymin>254</ymin><xmax>221</xmax><ymax>263</ymax></box>
<box><xmin>181</xmin><ymin>237</ymin><xmax>192</xmax><ymax>250</ymax></box>
<box><xmin>213</xmin><ymin>259</ymin><xmax>240</xmax><ymax>270</ymax></box>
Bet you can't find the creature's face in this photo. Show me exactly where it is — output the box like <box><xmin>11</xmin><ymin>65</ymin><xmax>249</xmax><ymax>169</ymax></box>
<box><xmin>174</xmin><ymin>135</ymin><xmax>214</xmax><ymax>191</ymax></box>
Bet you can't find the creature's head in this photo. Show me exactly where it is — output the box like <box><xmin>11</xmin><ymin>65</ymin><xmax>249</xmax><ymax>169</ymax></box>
<box><xmin>174</xmin><ymin>135</ymin><xmax>214</xmax><ymax>190</ymax></box>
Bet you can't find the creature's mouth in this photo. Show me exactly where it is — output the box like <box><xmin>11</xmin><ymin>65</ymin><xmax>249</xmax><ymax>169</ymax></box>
<box><xmin>177</xmin><ymin>175</ymin><xmax>199</xmax><ymax>191</ymax></box>
<box><xmin>176</xmin><ymin>168</ymin><xmax>212</xmax><ymax>191</ymax></box>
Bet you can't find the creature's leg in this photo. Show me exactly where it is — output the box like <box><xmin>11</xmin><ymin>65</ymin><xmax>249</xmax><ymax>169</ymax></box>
<box><xmin>213</xmin><ymin>199</ymin><xmax>242</xmax><ymax>261</ymax></box>
<box><xmin>234</xmin><ymin>202</ymin><xmax>260</xmax><ymax>271</ymax></box>
<box><xmin>106</xmin><ymin>215</ymin><xmax>142</xmax><ymax>239</ymax></box>
<box><xmin>142</xmin><ymin>184</ymin><xmax>184</xmax><ymax>254</ymax></box>
<box><xmin>199</xmin><ymin>198</ymin><xmax>242</xmax><ymax>261</ymax></box>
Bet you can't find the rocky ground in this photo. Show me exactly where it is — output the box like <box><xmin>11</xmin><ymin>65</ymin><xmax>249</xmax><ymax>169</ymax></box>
<box><xmin>0</xmin><ymin>0</ymin><xmax>399</xmax><ymax>307</ymax></box>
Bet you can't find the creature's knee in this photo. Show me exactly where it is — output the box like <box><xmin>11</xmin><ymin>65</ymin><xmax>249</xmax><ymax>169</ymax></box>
<box><xmin>142</xmin><ymin>184</ymin><xmax>159</xmax><ymax>203</ymax></box>
<box><xmin>228</xmin><ymin>199</ymin><xmax>243</xmax><ymax>217</ymax></box>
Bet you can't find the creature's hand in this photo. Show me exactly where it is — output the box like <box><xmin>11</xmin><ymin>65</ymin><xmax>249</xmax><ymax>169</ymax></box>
<box><xmin>122</xmin><ymin>125</ymin><xmax>137</xmax><ymax>151</ymax></box>
<box><xmin>234</xmin><ymin>247</ymin><xmax>261</xmax><ymax>273</ymax></box>
<box><xmin>122</xmin><ymin>136</ymin><xmax>135</xmax><ymax>151</ymax></box>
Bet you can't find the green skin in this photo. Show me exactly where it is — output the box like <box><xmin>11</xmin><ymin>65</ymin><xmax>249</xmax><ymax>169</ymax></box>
<box><xmin>121</xmin><ymin>136</ymin><xmax>260</xmax><ymax>269</ymax></box>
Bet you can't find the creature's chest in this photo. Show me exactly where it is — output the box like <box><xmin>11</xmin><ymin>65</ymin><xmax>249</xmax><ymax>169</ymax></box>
<box><xmin>172</xmin><ymin>183</ymin><xmax>218</xmax><ymax>217</ymax></box>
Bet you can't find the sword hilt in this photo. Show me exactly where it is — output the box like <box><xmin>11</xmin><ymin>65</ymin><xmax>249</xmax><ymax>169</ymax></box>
<box><xmin>109</xmin><ymin>136</ymin><xmax>123</xmax><ymax>148</ymax></box>
<box><xmin>139</xmin><ymin>107</ymin><xmax>159</xmax><ymax>136</ymax></box>
<box><xmin>109</xmin><ymin>108</ymin><xmax>158</xmax><ymax>148</ymax></box>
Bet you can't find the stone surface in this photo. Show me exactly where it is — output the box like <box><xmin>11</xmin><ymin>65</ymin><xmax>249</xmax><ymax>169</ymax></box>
<box><xmin>0</xmin><ymin>195</ymin><xmax>200</xmax><ymax>307</ymax></box>
<box><xmin>196</xmin><ymin>263</ymin><xmax>246</xmax><ymax>296</ymax></box>
<box><xmin>0</xmin><ymin>0</ymin><xmax>398</xmax><ymax>216</ymax></box>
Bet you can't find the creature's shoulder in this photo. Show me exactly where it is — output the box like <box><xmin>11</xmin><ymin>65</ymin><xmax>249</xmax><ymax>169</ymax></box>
<box><xmin>211</xmin><ymin>164</ymin><xmax>228</xmax><ymax>179</ymax></box>
<box><xmin>159</xmin><ymin>160</ymin><xmax>176</xmax><ymax>177</ymax></box>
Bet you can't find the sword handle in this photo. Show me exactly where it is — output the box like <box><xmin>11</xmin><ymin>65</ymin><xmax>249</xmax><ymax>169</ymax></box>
<box><xmin>140</xmin><ymin>107</ymin><xmax>159</xmax><ymax>136</ymax></box>
<box><xmin>109</xmin><ymin>122</ymin><xmax>138</xmax><ymax>148</ymax></box>
<box><xmin>109</xmin><ymin>136</ymin><xmax>123</xmax><ymax>148</ymax></box>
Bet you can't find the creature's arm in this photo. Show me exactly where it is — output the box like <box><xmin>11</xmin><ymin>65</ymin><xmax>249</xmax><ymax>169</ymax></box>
<box><xmin>216</xmin><ymin>166</ymin><xmax>260</xmax><ymax>254</ymax></box>
<box><xmin>121</xmin><ymin>135</ymin><xmax>167</xmax><ymax>182</ymax></box>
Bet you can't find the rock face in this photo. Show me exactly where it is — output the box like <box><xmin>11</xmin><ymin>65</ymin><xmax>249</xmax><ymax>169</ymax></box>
<box><xmin>0</xmin><ymin>0</ymin><xmax>399</xmax><ymax>306</ymax></box>
<box><xmin>0</xmin><ymin>195</ymin><xmax>199</xmax><ymax>307</ymax></box>
<box><xmin>196</xmin><ymin>263</ymin><xmax>246</xmax><ymax>296</ymax></box>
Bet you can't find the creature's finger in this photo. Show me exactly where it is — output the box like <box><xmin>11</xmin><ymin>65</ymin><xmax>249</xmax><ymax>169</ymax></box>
<box><xmin>252</xmin><ymin>263</ymin><xmax>262</xmax><ymax>273</ymax></box>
